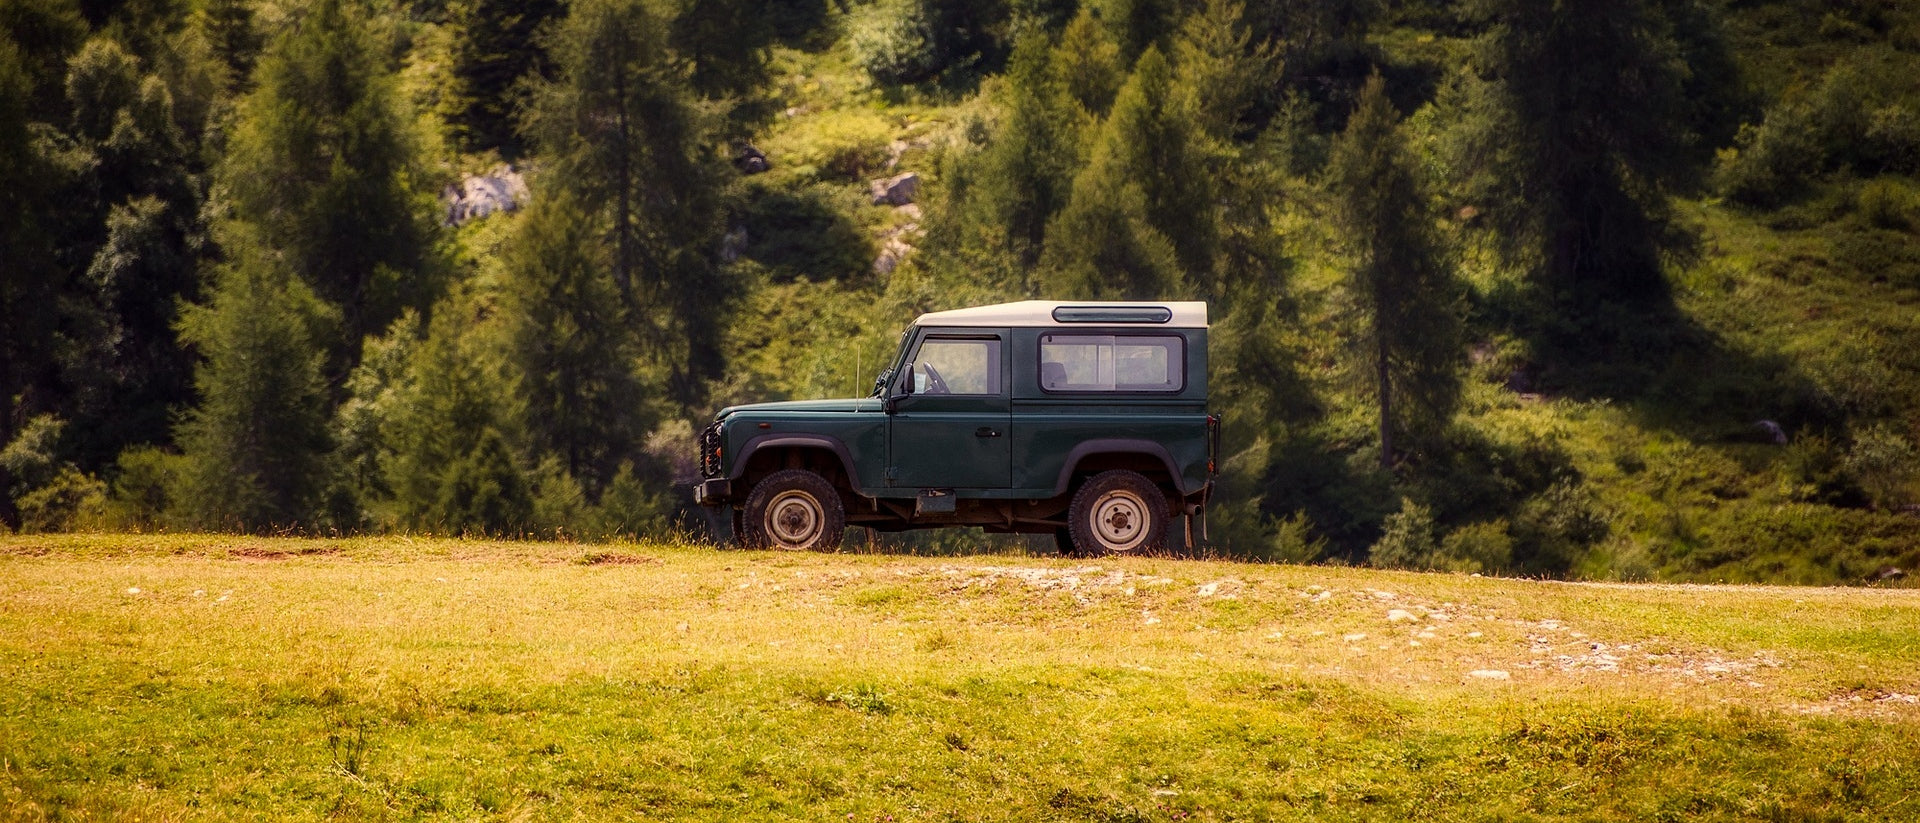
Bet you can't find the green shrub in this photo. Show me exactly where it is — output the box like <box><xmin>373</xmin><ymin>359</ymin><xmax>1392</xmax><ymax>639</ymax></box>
<box><xmin>1437</xmin><ymin>519</ymin><xmax>1514</xmax><ymax>574</ymax></box>
<box><xmin>1844</xmin><ymin>424</ymin><xmax>1918</xmax><ymax>510</ymax></box>
<box><xmin>18</xmin><ymin>467</ymin><xmax>107</xmax><ymax>533</ymax></box>
<box><xmin>1511</xmin><ymin>480</ymin><xmax>1609</xmax><ymax>575</ymax></box>
<box><xmin>1370</xmin><ymin>498</ymin><xmax>1438</xmax><ymax>569</ymax></box>
<box><xmin>1263</xmin><ymin>511</ymin><xmax>1328</xmax><ymax>564</ymax></box>
<box><xmin>105</xmin><ymin>446</ymin><xmax>184</xmax><ymax>530</ymax></box>
<box><xmin>851</xmin><ymin>0</ymin><xmax>941</xmax><ymax>85</ymax></box>
<box><xmin>1856</xmin><ymin>179</ymin><xmax>1918</xmax><ymax>232</ymax></box>
<box><xmin>776</xmin><ymin>110</ymin><xmax>893</xmax><ymax>181</ymax></box>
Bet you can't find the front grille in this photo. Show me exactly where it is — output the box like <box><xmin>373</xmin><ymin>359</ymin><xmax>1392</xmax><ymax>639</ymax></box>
<box><xmin>698</xmin><ymin>420</ymin><xmax>725</xmax><ymax>478</ymax></box>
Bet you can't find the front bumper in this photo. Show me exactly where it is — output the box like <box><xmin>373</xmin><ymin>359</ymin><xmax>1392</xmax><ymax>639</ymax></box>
<box><xmin>693</xmin><ymin>477</ymin><xmax>733</xmax><ymax>507</ymax></box>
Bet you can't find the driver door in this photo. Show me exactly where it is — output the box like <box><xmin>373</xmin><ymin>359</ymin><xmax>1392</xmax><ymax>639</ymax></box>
<box><xmin>890</xmin><ymin>333</ymin><xmax>1010</xmax><ymax>489</ymax></box>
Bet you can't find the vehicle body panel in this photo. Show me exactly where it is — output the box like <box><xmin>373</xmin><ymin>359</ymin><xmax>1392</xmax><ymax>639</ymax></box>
<box><xmin>695</xmin><ymin>301</ymin><xmax>1215</xmax><ymax>534</ymax></box>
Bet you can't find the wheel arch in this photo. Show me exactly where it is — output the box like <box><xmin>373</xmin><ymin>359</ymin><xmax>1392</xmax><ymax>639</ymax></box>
<box><xmin>734</xmin><ymin>434</ymin><xmax>860</xmax><ymax>493</ymax></box>
<box><xmin>1053</xmin><ymin>439</ymin><xmax>1188</xmax><ymax>497</ymax></box>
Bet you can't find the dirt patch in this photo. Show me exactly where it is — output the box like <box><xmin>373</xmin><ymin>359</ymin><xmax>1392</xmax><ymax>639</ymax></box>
<box><xmin>228</xmin><ymin>545</ymin><xmax>338</xmax><ymax>560</ymax></box>
<box><xmin>579</xmin><ymin>552</ymin><xmax>661</xmax><ymax>566</ymax></box>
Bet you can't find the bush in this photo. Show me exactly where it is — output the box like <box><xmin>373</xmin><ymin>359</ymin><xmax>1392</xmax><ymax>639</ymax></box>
<box><xmin>851</xmin><ymin>0</ymin><xmax>942</xmax><ymax>85</ymax></box>
<box><xmin>777</xmin><ymin>111</ymin><xmax>893</xmax><ymax>181</ymax></box>
<box><xmin>1844</xmin><ymin>424</ymin><xmax>1918</xmax><ymax>510</ymax></box>
<box><xmin>1856</xmin><ymin>179</ymin><xmax>1918</xmax><ymax>232</ymax></box>
<box><xmin>1370</xmin><ymin>498</ymin><xmax>1438</xmax><ymax>569</ymax></box>
<box><xmin>1437</xmin><ymin>519</ymin><xmax>1514</xmax><ymax>574</ymax></box>
<box><xmin>18</xmin><ymin>467</ymin><xmax>107</xmax><ymax>533</ymax></box>
<box><xmin>105</xmin><ymin>446</ymin><xmax>184</xmax><ymax>530</ymax></box>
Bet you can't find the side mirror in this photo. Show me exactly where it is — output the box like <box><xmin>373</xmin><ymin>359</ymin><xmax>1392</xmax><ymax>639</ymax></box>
<box><xmin>883</xmin><ymin>364</ymin><xmax>913</xmax><ymax>413</ymax></box>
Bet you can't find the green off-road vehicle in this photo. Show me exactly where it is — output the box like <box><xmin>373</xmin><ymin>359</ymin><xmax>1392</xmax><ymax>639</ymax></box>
<box><xmin>694</xmin><ymin>301</ymin><xmax>1218</xmax><ymax>555</ymax></box>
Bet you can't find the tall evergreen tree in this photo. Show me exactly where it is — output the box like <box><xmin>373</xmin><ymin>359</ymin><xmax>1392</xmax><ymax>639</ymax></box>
<box><xmin>917</xmin><ymin>29</ymin><xmax>1080</xmax><ymax>293</ymax></box>
<box><xmin>1328</xmin><ymin>74</ymin><xmax>1460</xmax><ymax>468</ymax></box>
<box><xmin>444</xmin><ymin>0</ymin><xmax>561</xmax><ymax>154</ymax></box>
<box><xmin>217</xmin><ymin>0</ymin><xmax>435</xmax><ymax>368</ymax></box>
<box><xmin>61</xmin><ymin>37</ymin><xmax>202</xmax><ymax>466</ymax></box>
<box><xmin>1053</xmin><ymin>5</ymin><xmax>1121</xmax><ymax>117</ymax></box>
<box><xmin>380</xmin><ymin>291</ymin><xmax>530</xmax><ymax>534</ymax></box>
<box><xmin>1458</xmin><ymin>0</ymin><xmax>1703</xmax><ymax>305</ymax></box>
<box><xmin>1041</xmin><ymin>47</ymin><xmax>1211</xmax><ymax>296</ymax></box>
<box><xmin>499</xmin><ymin>191</ymin><xmax>649</xmax><ymax>497</ymax></box>
<box><xmin>173</xmin><ymin>248</ymin><xmax>335</xmax><ymax>531</ymax></box>
<box><xmin>0</xmin><ymin>34</ymin><xmax>67</xmax><ymax>529</ymax></box>
<box><xmin>519</xmin><ymin>0</ymin><xmax>728</xmax><ymax>407</ymax></box>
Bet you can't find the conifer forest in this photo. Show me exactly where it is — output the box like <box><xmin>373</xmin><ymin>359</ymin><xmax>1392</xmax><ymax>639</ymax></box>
<box><xmin>5</xmin><ymin>0</ymin><xmax>1920</xmax><ymax>584</ymax></box>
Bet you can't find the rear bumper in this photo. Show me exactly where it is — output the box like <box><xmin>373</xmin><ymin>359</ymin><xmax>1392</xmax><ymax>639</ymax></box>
<box><xmin>693</xmin><ymin>478</ymin><xmax>733</xmax><ymax>507</ymax></box>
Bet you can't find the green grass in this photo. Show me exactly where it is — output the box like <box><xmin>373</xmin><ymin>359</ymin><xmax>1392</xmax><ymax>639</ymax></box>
<box><xmin>3</xmin><ymin>534</ymin><xmax>1918</xmax><ymax>820</ymax></box>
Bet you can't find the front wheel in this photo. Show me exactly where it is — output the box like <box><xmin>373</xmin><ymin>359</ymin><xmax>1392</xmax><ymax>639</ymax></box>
<box><xmin>742</xmin><ymin>469</ymin><xmax>845</xmax><ymax>551</ymax></box>
<box><xmin>1066</xmin><ymin>470</ymin><xmax>1167</xmax><ymax>556</ymax></box>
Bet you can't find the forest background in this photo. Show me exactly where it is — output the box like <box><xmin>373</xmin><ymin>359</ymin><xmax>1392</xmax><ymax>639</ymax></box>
<box><xmin>4</xmin><ymin>0</ymin><xmax>1919</xmax><ymax>585</ymax></box>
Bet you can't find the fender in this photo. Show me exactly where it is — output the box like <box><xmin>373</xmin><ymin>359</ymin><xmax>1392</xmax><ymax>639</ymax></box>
<box><xmin>732</xmin><ymin>433</ymin><xmax>862</xmax><ymax>488</ymax></box>
<box><xmin>1052</xmin><ymin>439</ymin><xmax>1199</xmax><ymax>496</ymax></box>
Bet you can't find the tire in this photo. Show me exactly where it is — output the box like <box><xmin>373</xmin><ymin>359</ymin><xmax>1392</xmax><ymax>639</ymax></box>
<box><xmin>1066</xmin><ymin>470</ymin><xmax>1167</xmax><ymax>556</ymax></box>
<box><xmin>742</xmin><ymin>469</ymin><xmax>845</xmax><ymax>551</ymax></box>
<box><xmin>1053</xmin><ymin>527</ymin><xmax>1075</xmax><ymax>557</ymax></box>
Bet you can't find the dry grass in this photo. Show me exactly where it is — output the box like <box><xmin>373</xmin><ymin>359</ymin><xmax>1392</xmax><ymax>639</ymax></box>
<box><xmin>2</xmin><ymin>534</ymin><xmax>1916</xmax><ymax>820</ymax></box>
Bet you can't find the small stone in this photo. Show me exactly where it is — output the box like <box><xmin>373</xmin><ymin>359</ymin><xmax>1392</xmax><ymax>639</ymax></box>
<box><xmin>1469</xmin><ymin>669</ymin><xmax>1511</xmax><ymax>680</ymax></box>
<box><xmin>125</xmin><ymin>587</ymin><xmax>141</xmax><ymax>595</ymax></box>
<box><xmin>1467</xmin><ymin>631</ymin><xmax>1483</xmax><ymax>639</ymax></box>
<box><xmin>1387</xmin><ymin>609</ymin><xmax>1418</xmax><ymax>622</ymax></box>
<box><xmin>1344</xmin><ymin>633</ymin><xmax>1368</xmax><ymax>642</ymax></box>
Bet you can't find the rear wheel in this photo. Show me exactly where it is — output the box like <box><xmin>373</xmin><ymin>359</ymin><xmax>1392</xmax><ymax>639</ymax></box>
<box><xmin>1067</xmin><ymin>470</ymin><xmax>1167</xmax><ymax>556</ymax></box>
<box><xmin>742</xmin><ymin>469</ymin><xmax>845</xmax><ymax>551</ymax></box>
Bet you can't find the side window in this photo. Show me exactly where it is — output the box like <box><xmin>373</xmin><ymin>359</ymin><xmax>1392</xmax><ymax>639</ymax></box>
<box><xmin>1039</xmin><ymin>334</ymin><xmax>1183</xmax><ymax>392</ymax></box>
<box><xmin>912</xmin><ymin>337</ymin><xmax>1001</xmax><ymax>395</ymax></box>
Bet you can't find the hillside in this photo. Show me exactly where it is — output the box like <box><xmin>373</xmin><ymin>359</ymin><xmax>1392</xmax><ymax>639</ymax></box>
<box><xmin>2</xmin><ymin>535</ymin><xmax>1917</xmax><ymax>819</ymax></box>
<box><xmin>4</xmin><ymin>0</ymin><xmax>1920</xmax><ymax>584</ymax></box>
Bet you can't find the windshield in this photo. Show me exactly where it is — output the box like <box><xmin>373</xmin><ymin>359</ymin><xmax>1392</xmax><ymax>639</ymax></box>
<box><xmin>871</xmin><ymin>326</ymin><xmax>917</xmax><ymax>397</ymax></box>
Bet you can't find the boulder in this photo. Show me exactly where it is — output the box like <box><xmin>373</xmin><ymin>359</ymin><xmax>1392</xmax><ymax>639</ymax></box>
<box><xmin>734</xmin><ymin>144</ymin><xmax>769</xmax><ymax>175</ymax></box>
<box><xmin>870</xmin><ymin>172</ymin><xmax>920</xmax><ymax>206</ymax></box>
<box><xmin>442</xmin><ymin>166</ymin><xmax>529</xmax><ymax>226</ymax></box>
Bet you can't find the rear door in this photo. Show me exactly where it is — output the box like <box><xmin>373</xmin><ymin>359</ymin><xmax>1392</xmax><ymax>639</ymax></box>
<box><xmin>889</xmin><ymin>331</ymin><xmax>1010</xmax><ymax>489</ymax></box>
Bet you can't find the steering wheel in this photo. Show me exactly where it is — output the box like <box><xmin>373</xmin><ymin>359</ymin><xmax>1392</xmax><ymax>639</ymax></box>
<box><xmin>921</xmin><ymin>362</ymin><xmax>951</xmax><ymax>395</ymax></box>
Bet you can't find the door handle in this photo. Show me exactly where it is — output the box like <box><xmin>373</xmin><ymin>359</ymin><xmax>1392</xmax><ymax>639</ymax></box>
<box><xmin>975</xmin><ymin>427</ymin><xmax>1001</xmax><ymax>438</ymax></box>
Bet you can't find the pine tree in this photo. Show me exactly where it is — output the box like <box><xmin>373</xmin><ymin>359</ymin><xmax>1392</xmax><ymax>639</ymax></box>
<box><xmin>218</xmin><ymin>0</ymin><xmax>435</xmax><ymax>367</ymax></box>
<box><xmin>1459</xmin><ymin>0</ymin><xmax>1702</xmax><ymax>305</ymax></box>
<box><xmin>916</xmin><ymin>29</ymin><xmax>1080</xmax><ymax>293</ymax></box>
<box><xmin>1328</xmin><ymin>74</ymin><xmax>1461</xmax><ymax>468</ymax></box>
<box><xmin>379</xmin><ymin>291</ymin><xmax>531</xmax><ymax>534</ymax></box>
<box><xmin>1041</xmin><ymin>46</ymin><xmax>1210</xmax><ymax>296</ymax></box>
<box><xmin>499</xmin><ymin>191</ymin><xmax>649</xmax><ymax>498</ymax></box>
<box><xmin>1053</xmin><ymin>6</ymin><xmax>1121</xmax><ymax>117</ymax></box>
<box><xmin>519</xmin><ymin>0</ymin><xmax>728</xmax><ymax>408</ymax></box>
<box><xmin>62</xmin><ymin>37</ymin><xmax>202</xmax><ymax>467</ymax></box>
<box><xmin>1170</xmin><ymin>0</ymin><xmax>1278</xmax><ymax>142</ymax></box>
<box><xmin>173</xmin><ymin>248</ymin><xmax>336</xmax><ymax>532</ymax></box>
<box><xmin>444</xmin><ymin>0</ymin><xmax>560</xmax><ymax>154</ymax></box>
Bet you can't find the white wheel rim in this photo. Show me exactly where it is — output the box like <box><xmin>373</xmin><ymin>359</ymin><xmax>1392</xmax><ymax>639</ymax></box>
<box><xmin>765</xmin><ymin>490</ymin><xmax>823</xmax><ymax>548</ymax></box>
<box><xmin>1091</xmin><ymin>490</ymin><xmax>1149</xmax><ymax>552</ymax></box>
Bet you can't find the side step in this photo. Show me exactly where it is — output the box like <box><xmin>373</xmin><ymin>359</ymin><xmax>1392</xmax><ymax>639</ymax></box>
<box><xmin>914</xmin><ymin>489</ymin><xmax>956</xmax><ymax>515</ymax></box>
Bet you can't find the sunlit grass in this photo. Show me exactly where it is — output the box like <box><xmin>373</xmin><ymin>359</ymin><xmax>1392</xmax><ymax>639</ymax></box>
<box><xmin>2</xmin><ymin>534</ymin><xmax>1917</xmax><ymax>820</ymax></box>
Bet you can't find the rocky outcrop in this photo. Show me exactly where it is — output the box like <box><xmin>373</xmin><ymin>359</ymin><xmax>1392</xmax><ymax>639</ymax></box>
<box><xmin>869</xmin><ymin>172</ymin><xmax>919</xmax><ymax>206</ymax></box>
<box><xmin>442</xmin><ymin>166</ymin><xmax>529</xmax><ymax>226</ymax></box>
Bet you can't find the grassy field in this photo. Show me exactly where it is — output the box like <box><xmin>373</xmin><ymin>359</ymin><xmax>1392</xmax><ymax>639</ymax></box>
<box><xmin>2</xmin><ymin>535</ymin><xmax>1917</xmax><ymax>821</ymax></box>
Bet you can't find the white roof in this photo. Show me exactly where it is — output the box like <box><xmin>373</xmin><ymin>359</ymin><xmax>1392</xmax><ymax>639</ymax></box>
<box><xmin>914</xmin><ymin>300</ymin><xmax>1208</xmax><ymax>328</ymax></box>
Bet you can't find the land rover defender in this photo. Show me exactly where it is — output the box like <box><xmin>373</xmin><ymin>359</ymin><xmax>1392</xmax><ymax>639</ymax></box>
<box><xmin>693</xmin><ymin>300</ymin><xmax>1217</xmax><ymax>555</ymax></box>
